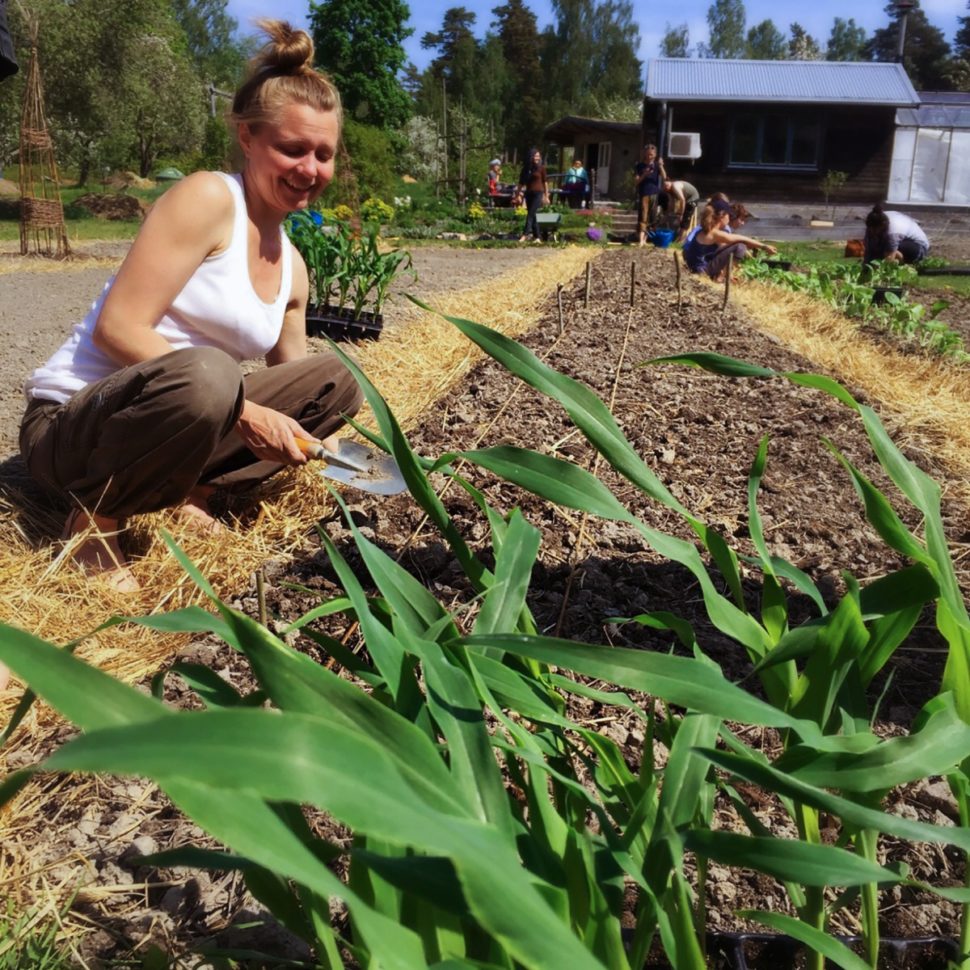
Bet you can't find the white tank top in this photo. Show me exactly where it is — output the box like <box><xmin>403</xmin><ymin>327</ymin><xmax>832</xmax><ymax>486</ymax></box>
<box><xmin>25</xmin><ymin>172</ymin><xmax>292</xmax><ymax>404</ymax></box>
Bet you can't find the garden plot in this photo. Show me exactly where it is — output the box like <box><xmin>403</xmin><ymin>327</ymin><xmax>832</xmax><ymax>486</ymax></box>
<box><xmin>1</xmin><ymin>245</ymin><xmax>969</xmax><ymax>967</ymax></box>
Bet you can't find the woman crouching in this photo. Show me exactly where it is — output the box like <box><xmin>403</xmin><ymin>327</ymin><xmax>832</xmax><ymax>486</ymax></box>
<box><xmin>683</xmin><ymin>199</ymin><xmax>776</xmax><ymax>280</ymax></box>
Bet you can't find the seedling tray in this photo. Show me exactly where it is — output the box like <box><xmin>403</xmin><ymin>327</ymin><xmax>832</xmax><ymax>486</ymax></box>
<box><xmin>306</xmin><ymin>306</ymin><xmax>383</xmax><ymax>342</ymax></box>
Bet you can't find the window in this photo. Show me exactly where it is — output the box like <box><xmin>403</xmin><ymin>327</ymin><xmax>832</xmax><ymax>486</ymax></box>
<box><xmin>728</xmin><ymin>114</ymin><xmax>821</xmax><ymax>170</ymax></box>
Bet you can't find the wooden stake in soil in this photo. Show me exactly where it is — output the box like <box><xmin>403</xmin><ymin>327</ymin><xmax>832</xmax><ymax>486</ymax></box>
<box><xmin>584</xmin><ymin>261</ymin><xmax>592</xmax><ymax>308</ymax></box>
<box><xmin>722</xmin><ymin>253</ymin><xmax>733</xmax><ymax>312</ymax></box>
<box><xmin>674</xmin><ymin>250</ymin><xmax>683</xmax><ymax>309</ymax></box>
<box><xmin>557</xmin><ymin>282</ymin><xmax>564</xmax><ymax>335</ymax></box>
<box><xmin>256</xmin><ymin>569</ymin><xmax>267</xmax><ymax>627</ymax></box>
<box><xmin>629</xmin><ymin>261</ymin><xmax>636</xmax><ymax>307</ymax></box>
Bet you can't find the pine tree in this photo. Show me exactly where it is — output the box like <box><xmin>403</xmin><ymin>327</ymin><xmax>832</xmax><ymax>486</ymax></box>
<box><xmin>492</xmin><ymin>0</ymin><xmax>542</xmax><ymax>154</ymax></box>
<box><xmin>863</xmin><ymin>0</ymin><xmax>952</xmax><ymax>89</ymax></box>
<box><xmin>826</xmin><ymin>18</ymin><xmax>867</xmax><ymax>61</ymax></box>
<box><xmin>746</xmin><ymin>20</ymin><xmax>786</xmax><ymax>60</ymax></box>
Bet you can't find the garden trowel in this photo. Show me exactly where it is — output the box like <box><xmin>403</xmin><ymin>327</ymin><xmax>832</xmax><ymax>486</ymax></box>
<box><xmin>297</xmin><ymin>437</ymin><xmax>407</xmax><ymax>496</ymax></box>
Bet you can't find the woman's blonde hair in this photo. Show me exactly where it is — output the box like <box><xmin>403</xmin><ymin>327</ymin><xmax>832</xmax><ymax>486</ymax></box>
<box><xmin>231</xmin><ymin>19</ymin><xmax>342</xmax><ymax>133</ymax></box>
<box><xmin>699</xmin><ymin>204</ymin><xmax>719</xmax><ymax>232</ymax></box>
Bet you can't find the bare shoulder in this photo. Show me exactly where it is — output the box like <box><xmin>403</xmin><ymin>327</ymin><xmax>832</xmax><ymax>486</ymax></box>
<box><xmin>149</xmin><ymin>171</ymin><xmax>234</xmax><ymax>221</ymax></box>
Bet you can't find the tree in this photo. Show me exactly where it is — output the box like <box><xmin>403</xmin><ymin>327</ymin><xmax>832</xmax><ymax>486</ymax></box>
<box><xmin>864</xmin><ymin>0</ymin><xmax>952</xmax><ymax>90</ymax></box>
<box><xmin>171</xmin><ymin>0</ymin><xmax>244</xmax><ymax>87</ymax></box>
<box><xmin>660</xmin><ymin>22</ymin><xmax>689</xmax><ymax>57</ymax></box>
<box><xmin>8</xmin><ymin>0</ymin><xmax>207</xmax><ymax>181</ymax></box>
<box><xmin>704</xmin><ymin>0</ymin><xmax>746</xmax><ymax>59</ymax></box>
<box><xmin>788</xmin><ymin>22</ymin><xmax>822</xmax><ymax>60</ymax></box>
<box><xmin>493</xmin><ymin>0</ymin><xmax>542</xmax><ymax>153</ymax></box>
<box><xmin>421</xmin><ymin>7</ymin><xmax>477</xmax><ymax>81</ymax></box>
<box><xmin>310</xmin><ymin>0</ymin><xmax>412</xmax><ymax>129</ymax></box>
<box><xmin>540</xmin><ymin>0</ymin><xmax>642</xmax><ymax>125</ymax></box>
<box><xmin>746</xmin><ymin>20</ymin><xmax>786</xmax><ymax>60</ymax></box>
<box><xmin>826</xmin><ymin>17</ymin><xmax>867</xmax><ymax>61</ymax></box>
<box><xmin>954</xmin><ymin>2</ymin><xmax>969</xmax><ymax>60</ymax></box>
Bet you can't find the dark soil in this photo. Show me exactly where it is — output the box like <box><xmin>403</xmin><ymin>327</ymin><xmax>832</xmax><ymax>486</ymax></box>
<box><xmin>9</xmin><ymin>246</ymin><xmax>970</xmax><ymax>966</ymax></box>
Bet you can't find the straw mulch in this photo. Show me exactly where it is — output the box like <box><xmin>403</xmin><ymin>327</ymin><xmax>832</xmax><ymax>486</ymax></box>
<box><xmin>0</xmin><ymin>245</ymin><xmax>593</xmax><ymax>736</ymax></box>
<box><xmin>731</xmin><ymin>281</ymin><xmax>970</xmax><ymax>510</ymax></box>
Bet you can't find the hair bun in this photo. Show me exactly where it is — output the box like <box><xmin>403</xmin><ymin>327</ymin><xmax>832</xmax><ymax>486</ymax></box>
<box><xmin>253</xmin><ymin>18</ymin><xmax>315</xmax><ymax>75</ymax></box>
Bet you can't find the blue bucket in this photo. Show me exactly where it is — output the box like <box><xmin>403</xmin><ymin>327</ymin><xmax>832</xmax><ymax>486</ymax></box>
<box><xmin>648</xmin><ymin>228</ymin><xmax>675</xmax><ymax>248</ymax></box>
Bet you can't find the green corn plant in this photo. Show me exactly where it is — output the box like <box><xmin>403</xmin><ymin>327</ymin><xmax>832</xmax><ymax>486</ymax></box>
<box><xmin>285</xmin><ymin>211</ymin><xmax>346</xmax><ymax>310</ymax></box>
<box><xmin>398</xmin><ymin>307</ymin><xmax>970</xmax><ymax>968</ymax></box>
<box><xmin>3</xmin><ymin>322</ymin><xmax>969</xmax><ymax>968</ymax></box>
<box><xmin>346</xmin><ymin>226</ymin><xmax>415</xmax><ymax>320</ymax></box>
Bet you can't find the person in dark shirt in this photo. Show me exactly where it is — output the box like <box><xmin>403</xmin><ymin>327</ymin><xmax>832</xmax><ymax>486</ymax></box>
<box><xmin>516</xmin><ymin>148</ymin><xmax>548</xmax><ymax>243</ymax></box>
<box><xmin>634</xmin><ymin>144</ymin><xmax>666</xmax><ymax>246</ymax></box>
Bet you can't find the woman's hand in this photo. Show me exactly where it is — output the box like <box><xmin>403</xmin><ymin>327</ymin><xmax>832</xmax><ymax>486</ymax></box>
<box><xmin>762</xmin><ymin>243</ymin><xmax>778</xmax><ymax>256</ymax></box>
<box><xmin>236</xmin><ymin>400</ymin><xmax>310</xmax><ymax>465</ymax></box>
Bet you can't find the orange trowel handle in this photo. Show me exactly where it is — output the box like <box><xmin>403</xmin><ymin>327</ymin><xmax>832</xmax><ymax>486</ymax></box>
<box><xmin>295</xmin><ymin>437</ymin><xmax>328</xmax><ymax>461</ymax></box>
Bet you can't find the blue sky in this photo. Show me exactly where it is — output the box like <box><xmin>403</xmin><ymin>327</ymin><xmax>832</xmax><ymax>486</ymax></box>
<box><xmin>225</xmin><ymin>0</ymin><xmax>965</xmax><ymax>73</ymax></box>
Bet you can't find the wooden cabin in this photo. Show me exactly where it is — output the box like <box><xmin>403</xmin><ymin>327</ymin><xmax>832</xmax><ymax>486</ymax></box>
<box><xmin>643</xmin><ymin>58</ymin><xmax>920</xmax><ymax>204</ymax></box>
<box><xmin>543</xmin><ymin>117</ymin><xmax>641</xmax><ymax>202</ymax></box>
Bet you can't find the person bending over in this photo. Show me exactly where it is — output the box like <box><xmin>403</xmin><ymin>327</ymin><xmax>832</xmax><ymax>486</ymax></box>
<box><xmin>19</xmin><ymin>18</ymin><xmax>363</xmax><ymax>594</ymax></box>
<box><xmin>683</xmin><ymin>200</ymin><xmax>777</xmax><ymax>281</ymax></box>
<box><xmin>863</xmin><ymin>205</ymin><xmax>930</xmax><ymax>265</ymax></box>
<box><xmin>662</xmin><ymin>178</ymin><xmax>700</xmax><ymax>238</ymax></box>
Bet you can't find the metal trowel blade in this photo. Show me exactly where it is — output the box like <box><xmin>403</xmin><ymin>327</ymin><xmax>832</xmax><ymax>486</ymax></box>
<box><xmin>315</xmin><ymin>439</ymin><xmax>407</xmax><ymax>496</ymax></box>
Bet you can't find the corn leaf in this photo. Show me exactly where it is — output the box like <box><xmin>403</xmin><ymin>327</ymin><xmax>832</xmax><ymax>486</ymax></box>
<box><xmin>686</xmin><ymin>830</ymin><xmax>904</xmax><ymax>886</ymax></box>
<box><xmin>45</xmin><ymin>710</ymin><xmax>602</xmax><ymax>970</ymax></box>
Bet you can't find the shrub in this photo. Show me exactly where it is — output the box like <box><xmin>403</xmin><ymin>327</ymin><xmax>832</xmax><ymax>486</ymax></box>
<box><xmin>361</xmin><ymin>197</ymin><xmax>394</xmax><ymax>225</ymax></box>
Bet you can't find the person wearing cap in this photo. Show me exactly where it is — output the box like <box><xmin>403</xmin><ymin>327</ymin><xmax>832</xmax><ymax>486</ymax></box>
<box><xmin>683</xmin><ymin>199</ymin><xmax>777</xmax><ymax>280</ymax></box>
<box><xmin>486</xmin><ymin>158</ymin><xmax>503</xmax><ymax>194</ymax></box>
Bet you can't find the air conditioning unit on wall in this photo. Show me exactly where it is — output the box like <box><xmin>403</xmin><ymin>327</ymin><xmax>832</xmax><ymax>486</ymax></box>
<box><xmin>668</xmin><ymin>132</ymin><xmax>701</xmax><ymax>159</ymax></box>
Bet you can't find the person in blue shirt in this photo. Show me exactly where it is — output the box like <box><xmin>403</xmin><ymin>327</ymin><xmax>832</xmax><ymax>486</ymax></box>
<box><xmin>561</xmin><ymin>157</ymin><xmax>590</xmax><ymax>208</ymax></box>
<box><xmin>683</xmin><ymin>200</ymin><xmax>777</xmax><ymax>280</ymax></box>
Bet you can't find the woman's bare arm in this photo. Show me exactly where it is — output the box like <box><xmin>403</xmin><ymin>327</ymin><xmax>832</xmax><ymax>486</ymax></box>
<box><xmin>92</xmin><ymin>173</ymin><xmax>234</xmax><ymax>364</ymax></box>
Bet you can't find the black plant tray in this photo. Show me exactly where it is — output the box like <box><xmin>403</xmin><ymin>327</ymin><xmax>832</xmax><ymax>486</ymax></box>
<box><xmin>871</xmin><ymin>286</ymin><xmax>905</xmax><ymax>305</ymax></box>
<box><xmin>306</xmin><ymin>305</ymin><xmax>383</xmax><ymax>342</ymax></box>
<box><xmin>764</xmin><ymin>259</ymin><xmax>793</xmax><ymax>270</ymax></box>
<box><xmin>641</xmin><ymin>932</ymin><xmax>960</xmax><ymax>969</ymax></box>
<box><xmin>916</xmin><ymin>264</ymin><xmax>970</xmax><ymax>276</ymax></box>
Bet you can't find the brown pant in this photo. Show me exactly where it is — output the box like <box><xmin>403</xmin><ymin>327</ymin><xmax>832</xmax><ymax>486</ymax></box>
<box><xmin>19</xmin><ymin>347</ymin><xmax>363</xmax><ymax>519</ymax></box>
<box><xmin>637</xmin><ymin>194</ymin><xmax>660</xmax><ymax>234</ymax></box>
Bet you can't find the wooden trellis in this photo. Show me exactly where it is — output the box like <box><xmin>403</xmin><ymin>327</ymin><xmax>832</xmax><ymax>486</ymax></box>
<box><xmin>19</xmin><ymin>28</ymin><xmax>69</xmax><ymax>258</ymax></box>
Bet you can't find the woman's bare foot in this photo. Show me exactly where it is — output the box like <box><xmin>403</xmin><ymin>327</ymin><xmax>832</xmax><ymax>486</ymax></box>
<box><xmin>174</xmin><ymin>485</ymin><xmax>224</xmax><ymax>535</ymax></box>
<box><xmin>62</xmin><ymin>509</ymin><xmax>140</xmax><ymax>593</ymax></box>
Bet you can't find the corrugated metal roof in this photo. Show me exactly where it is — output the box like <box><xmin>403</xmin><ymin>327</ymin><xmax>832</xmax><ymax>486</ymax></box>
<box><xmin>897</xmin><ymin>105</ymin><xmax>970</xmax><ymax>128</ymax></box>
<box><xmin>646</xmin><ymin>58</ymin><xmax>919</xmax><ymax>106</ymax></box>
